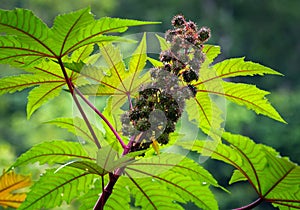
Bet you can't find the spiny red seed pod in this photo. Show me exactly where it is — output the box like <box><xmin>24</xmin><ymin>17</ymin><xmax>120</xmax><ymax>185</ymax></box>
<box><xmin>186</xmin><ymin>21</ymin><xmax>197</xmax><ymax>31</ymax></box>
<box><xmin>164</xmin><ymin>63</ymin><xmax>172</xmax><ymax>72</ymax></box>
<box><xmin>182</xmin><ymin>70</ymin><xmax>199</xmax><ymax>83</ymax></box>
<box><xmin>160</xmin><ymin>50</ymin><xmax>173</xmax><ymax>62</ymax></box>
<box><xmin>198</xmin><ymin>27</ymin><xmax>211</xmax><ymax>42</ymax></box>
<box><xmin>172</xmin><ymin>15</ymin><xmax>186</xmax><ymax>28</ymax></box>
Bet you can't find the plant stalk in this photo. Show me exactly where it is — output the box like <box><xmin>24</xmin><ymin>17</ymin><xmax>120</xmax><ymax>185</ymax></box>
<box><xmin>57</xmin><ymin>58</ymin><xmax>101</xmax><ymax>149</ymax></box>
<box><xmin>233</xmin><ymin>197</ymin><xmax>263</xmax><ymax>210</ymax></box>
<box><xmin>73</xmin><ymin>86</ymin><xmax>128</xmax><ymax>149</ymax></box>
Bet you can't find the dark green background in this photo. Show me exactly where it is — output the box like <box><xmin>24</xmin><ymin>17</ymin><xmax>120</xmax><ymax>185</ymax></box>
<box><xmin>1</xmin><ymin>0</ymin><xmax>299</xmax><ymax>209</ymax></box>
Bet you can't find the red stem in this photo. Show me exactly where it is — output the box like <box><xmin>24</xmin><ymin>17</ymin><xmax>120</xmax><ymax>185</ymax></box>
<box><xmin>233</xmin><ymin>197</ymin><xmax>264</xmax><ymax>210</ymax></box>
<box><xmin>57</xmin><ymin>58</ymin><xmax>101</xmax><ymax>149</ymax></box>
<box><xmin>73</xmin><ymin>86</ymin><xmax>128</xmax><ymax>150</ymax></box>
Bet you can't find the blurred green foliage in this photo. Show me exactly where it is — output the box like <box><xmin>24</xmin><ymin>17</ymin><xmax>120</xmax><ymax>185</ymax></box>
<box><xmin>0</xmin><ymin>0</ymin><xmax>299</xmax><ymax>209</ymax></box>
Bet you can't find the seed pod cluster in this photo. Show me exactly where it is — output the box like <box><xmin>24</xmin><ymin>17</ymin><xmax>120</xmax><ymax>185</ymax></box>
<box><xmin>121</xmin><ymin>15</ymin><xmax>211</xmax><ymax>153</ymax></box>
<box><xmin>164</xmin><ymin>14</ymin><xmax>211</xmax><ymax>87</ymax></box>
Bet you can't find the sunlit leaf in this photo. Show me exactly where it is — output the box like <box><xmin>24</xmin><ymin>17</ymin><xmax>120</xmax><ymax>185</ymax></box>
<box><xmin>202</xmin><ymin>45</ymin><xmax>221</xmax><ymax>64</ymax></box>
<box><xmin>18</xmin><ymin>167</ymin><xmax>96</xmax><ymax>210</ymax></box>
<box><xmin>124</xmin><ymin>153</ymin><xmax>220</xmax><ymax>209</ymax></box>
<box><xmin>46</xmin><ymin>117</ymin><xmax>104</xmax><ymax>145</ymax></box>
<box><xmin>0</xmin><ymin>8</ymin><xmax>53</xmax><ymax>66</ymax></box>
<box><xmin>155</xmin><ymin>34</ymin><xmax>170</xmax><ymax>51</ymax></box>
<box><xmin>79</xmin><ymin>34</ymin><xmax>151</xmax><ymax>111</ymax></box>
<box><xmin>214</xmin><ymin>57</ymin><xmax>282</xmax><ymax>78</ymax></box>
<box><xmin>9</xmin><ymin>140</ymin><xmax>93</xmax><ymax>170</ymax></box>
<box><xmin>199</xmin><ymin>81</ymin><xmax>286</xmax><ymax>123</ymax></box>
<box><xmin>179</xmin><ymin>133</ymin><xmax>300</xmax><ymax>209</ymax></box>
<box><xmin>26</xmin><ymin>83</ymin><xmax>63</xmax><ymax>119</ymax></box>
<box><xmin>0</xmin><ymin>171</ymin><xmax>31</xmax><ymax>209</ymax></box>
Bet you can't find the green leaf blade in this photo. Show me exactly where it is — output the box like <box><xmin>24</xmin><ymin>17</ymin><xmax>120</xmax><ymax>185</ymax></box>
<box><xmin>0</xmin><ymin>74</ymin><xmax>47</xmax><ymax>95</ymax></box>
<box><xmin>50</xmin><ymin>7</ymin><xmax>94</xmax><ymax>56</ymax></box>
<box><xmin>104</xmin><ymin>178</ymin><xmax>131</xmax><ymax>210</ymax></box>
<box><xmin>128</xmin><ymin>33</ymin><xmax>147</xmax><ymax>91</ymax></box>
<box><xmin>26</xmin><ymin>83</ymin><xmax>63</xmax><ymax>119</ymax></box>
<box><xmin>125</xmin><ymin>153</ymin><xmax>220</xmax><ymax>210</ymax></box>
<box><xmin>0</xmin><ymin>8</ymin><xmax>50</xmax><ymax>42</ymax></box>
<box><xmin>221</xmin><ymin>82</ymin><xmax>285</xmax><ymax>123</ymax></box>
<box><xmin>203</xmin><ymin>45</ymin><xmax>221</xmax><ymax>64</ymax></box>
<box><xmin>19</xmin><ymin>167</ymin><xmax>96</xmax><ymax>210</ymax></box>
<box><xmin>9</xmin><ymin>140</ymin><xmax>92</xmax><ymax>169</ymax></box>
<box><xmin>214</xmin><ymin>57</ymin><xmax>283</xmax><ymax>78</ymax></box>
<box><xmin>46</xmin><ymin>117</ymin><xmax>104</xmax><ymax>146</ymax></box>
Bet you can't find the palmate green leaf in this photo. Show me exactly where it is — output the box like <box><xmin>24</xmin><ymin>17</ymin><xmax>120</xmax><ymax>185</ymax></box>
<box><xmin>78</xmin><ymin>34</ymin><xmax>151</xmax><ymax>111</ymax></box>
<box><xmin>18</xmin><ymin>167</ymin><xmax>96</xmax><ymax>210</ymax></box>
<box><xmin>49</xmin><ymin>7</ymin><xmax>159</xmax><ymax>57</ymax></box>
<box><xmin>123</xmin><ymin>153</ymin><xmax>220</xmax><ymax>210</ymax></box>
<box><xmin>0</xmin><ymin>8</ymin><xmax>49</xmax><ymax>40</ymax></box>
<box><xmin>0</xmin><ymin>8</ymin><xmax>53</xmax><ymax>66</ymax></box>
<box><xmin>0</xmin><ymin>36</ymin><xmax>52</xmax><ymax>67</ymax></box>
<box><xmin>46</xmin><ymin>117</ymin><xmax>104</xmax><ymax>146</ymax></box>
<box><xmin>155</xmin><ymin>34</ymin><xmax>170</xmax><ymax>51</ymax></box>
<box><xmin>186</xmin><ymin>64</ymin><xmax>225</xmax><ymax>140</ymax></box>
<box><xmin>78</xmin><ymin>179</ymin><xmax>104</xmax><ymax>210</ymax></box>
<box><xmin>78</xmin><ymin>178</ymin><xmax>131</xmax><ymax>210</ymax></box>
<box><xmin>9</xmin><ymin>140</ymin><xmax>93</xmax><ymax>170</ymax></box>
<box><xmin>123</xmin><ymin>175</ymin><xmax>185</xmax><ymax>210</ymax></box>
<box><xmin>202</xmin><ymin>44</ymin><xmax>221</xmax><ymax>64</ymax></box>
<box><xmin>26</xmin><ymin>83</ymin><xmax>63</xmax><ymax>119</ymax></box>
<box><xmin>104</xmin><ymin>178</ymin><xmax>131</xmax><ymax>210</ymax></box>
<box><xmin>223</xmin><ymin>133</ymin><xmax>300</xmax><ymax>209</ymax></box>
<box><xmin>214</xmin><ymin>57</ymin><xmax>282</xmax><ymax>78</ymax></box>
<box><xmin>50</xmin><ymin>8</ymin><xmax>94</xmax><ymax>56</ymax></box>
<box><xmin>0</xmin><ymin>7</ymin><xmax>158</xmax><ymax>68</ymax></box>
<box><xmin>0</xmin><ymin>60</ymin><xmax>70</xmax><ymax>119</ymax></box>
<box><xmin>192</xmin><ymin>72</ymin><xmax>285</xmax><ymax>127</ymax></box>
<box><xmin>199</xmin><ymin>81</ymin><xmax>286</xmax><ymax>123</ymax></box>
<box><xmin>0</xmin><ymin>74</ymin><xmax>57</xmax><ymax>95</ymax></box>
<box><xmin>179</xmin><ymin>133</ymin><xmax>300</xmax><ymax>209</ymax></box>
<box><xmin>66</xmin><ymin>160</ymin><xmax>108</xmax><ymax>176</ymax></box>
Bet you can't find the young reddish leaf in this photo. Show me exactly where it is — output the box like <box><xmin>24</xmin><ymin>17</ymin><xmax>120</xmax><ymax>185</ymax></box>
<box><xmin>0</xmin><ymin>171</ymin><xmax>31</xmax><ymax>209</ymax></box>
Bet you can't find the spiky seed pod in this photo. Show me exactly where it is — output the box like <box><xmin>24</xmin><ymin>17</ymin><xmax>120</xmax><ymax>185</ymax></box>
<box><xmin>160</xmin><ymin>50</ymin><xmax>173</xmax><ymax>62</ymax></box>
<box><xmin>164</xmin><ymin>63</ymin><xmax>172</xmax><ymax>72</ymax></box>
<box><xmin>172</xmin><ymin>15</ymin><xmax>186</xmax><ymax>28</ymax></box>
<box><xmin>182</xmin><ymin>70</ymin><xmax>199</xmax><ymax>83</ymax></box>
<box><xmin>136</xmin><ymin>118</ymin><xmax>151</xmax><ymax>131</ymax></box>
<box><xmin>186</xmin><ymin>21</ymin><xmax>197</xmax><ymax>31</ymax></box>
<box><xmin>165</xmin><ymin>29</ymin><xmax>176</xmax><ymax>42</ymax></box>
<box><xmin>198</xmin><ymin>27</ymin><xmax>211</xmax><ymax>42</ymax></box>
